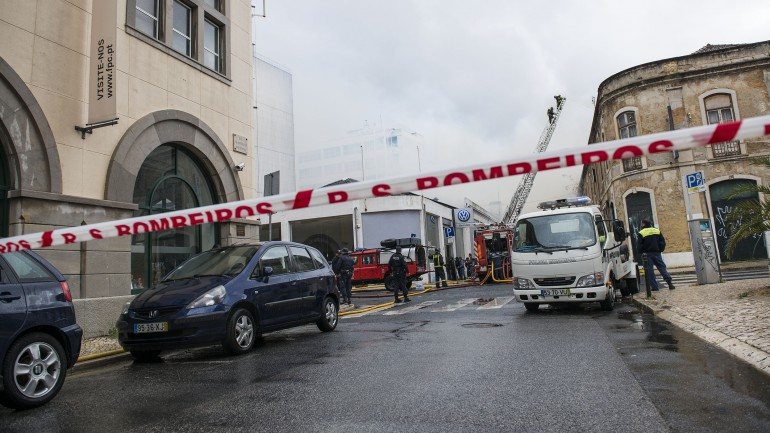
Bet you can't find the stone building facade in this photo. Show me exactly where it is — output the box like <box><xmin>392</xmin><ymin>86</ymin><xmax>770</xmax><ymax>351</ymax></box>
<box><xmin>580</xmin><ymin>41</ymin><xmax>770</xmax><ymax>268</ymax></box>
<box><xmin>0</xmin><ymin>0</ymin><xmax>257</xmax><ymax>335</ymax></box>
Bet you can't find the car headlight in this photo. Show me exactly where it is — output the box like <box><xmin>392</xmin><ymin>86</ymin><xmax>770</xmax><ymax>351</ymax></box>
<box><xmin>513</xmin><ymin>277</ymin><xmax>535</xmax><ymax>289</ymax></box>
<box><xmin>576</xmin><ymin>272</ymin><xmax>605</xmax><ymax>287</ymax></box>
<box><xmin>187</xmin><ymin>285</ymin><xmax>227</xmax><ymax>309</ymax></box>
<box><xmin>121</xmin><ymin>301</ymin><xmax>131</xmax><ymax>316</ymax></box>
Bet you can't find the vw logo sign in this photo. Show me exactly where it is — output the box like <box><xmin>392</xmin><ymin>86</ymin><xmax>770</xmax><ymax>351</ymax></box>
<box><xmin>457</xmin><ymin>209</ymin><xmax>471</xmax><ymax>222</ymax></box>
<box><xmin>148</xmin><ymin>310</ymin><xmax>159</xmax><ymax>319</ymax></box>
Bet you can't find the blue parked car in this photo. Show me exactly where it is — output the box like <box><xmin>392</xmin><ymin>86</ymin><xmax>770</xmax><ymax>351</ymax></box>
<box><xmin>117</xmin><ymin>242</ymin><xmax>339</xmax><ymax>360</ymax></box>
<box><xmin>0</xmin><ymin>251</ymin><xmax>82</xmax><ymax>409</ymax></box>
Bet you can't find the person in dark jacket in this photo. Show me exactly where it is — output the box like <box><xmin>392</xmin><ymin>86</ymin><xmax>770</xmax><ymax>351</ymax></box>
<box><xmin>388</xmin><ymin>247</ymin><xmax>411</xmax><ymax>303</ymax></box>
<box><xmin>334</xmin><ymin>249</ymin><xmax>355</xmax><ymax>305</ymax></box>
<box><xmin>433</xmin><ymin>252</ymin><xmax>448</xmax><ymax>288</ymax></box>
<box><xmin>455</xmin><ymin>256</ymin><xmax>465</xmax><ymax>280</ymax></box>
<box><xmin>639</xmin><ymin>219</ymin><xmax>675</xmax><ymax>291</ymax></box>
<box><xmin>465</xmin><ymin>255</ymin><xmax>476</xmax><ymax>280</ymax></box>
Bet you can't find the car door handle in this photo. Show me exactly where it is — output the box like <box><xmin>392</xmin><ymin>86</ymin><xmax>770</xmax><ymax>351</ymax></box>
<box><xmin>0</xmin><ymin>292</ymin><xmax>21</xmax><ymax>302</ymax></box>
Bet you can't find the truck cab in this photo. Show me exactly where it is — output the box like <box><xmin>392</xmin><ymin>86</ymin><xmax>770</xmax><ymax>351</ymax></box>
<box><xmin>511</xmin><ymin>196</ymin><xmax>636</xmax><ymax>312</ymax></box>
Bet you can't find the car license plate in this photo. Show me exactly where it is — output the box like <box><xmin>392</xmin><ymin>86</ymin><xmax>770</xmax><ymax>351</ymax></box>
<box><xmin>133</xmin><ymin>322</ymin><xmax>168</xmax><ymax>334</ymax></box>
<box><xmin>540</xmin><ymin>289</ymin><xmax>570</xmax><ymax>297</ymax></box>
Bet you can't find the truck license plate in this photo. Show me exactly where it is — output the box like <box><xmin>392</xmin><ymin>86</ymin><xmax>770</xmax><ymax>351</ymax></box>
<box><xmin>133</xmin><ymin>322</ymin><xmax>168</xmax><ymax>333</ymax></box>
<box><xmin>540</xmin><ymin>289</ymin><xmax>570</xmax><ymax>297</ymax></box>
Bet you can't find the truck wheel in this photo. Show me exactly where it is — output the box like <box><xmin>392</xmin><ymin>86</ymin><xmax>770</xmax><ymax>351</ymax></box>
<box><xmin>600</xmin><ymin>289</ymin><xmax>615</xmax><ymax>311</ymax></box>
<box><xmin>524</xmin><ymin>303</ymin><xmax>539</xmax><ymax>313</ymax></box>
<box><xmin>612</xmin><ymin>273</ymin><xmax>630</xmax><ymax>297</ymax></box>
<box><xmin>625</xmin><ymin>277</ymin><xmax>639</xmax><ymax>295</ymax></box>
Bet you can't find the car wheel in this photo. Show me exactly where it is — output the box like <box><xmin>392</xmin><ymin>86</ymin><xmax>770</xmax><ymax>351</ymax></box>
<box><xmin>524</xmin><ymin>303</ymin><xmax>539</xmax><ymax>313</ymax></box>
<box><xmin>316</xmin><ymin>297</ymin><xmax>338</xmax><ymax>332</ymax></box>
<box><xmin>600</xmin><ymin>287</ymin><xmax>615</xmax><ymax>311</ymax></box>
<box><xmin>223</xmin><ymin>308</ymin><xmax>257</xmax><ymax>355</ymax></box>
<box><xmin>1</xmin><ymin>333</ymin><xmax>67</xmax><ymax>409</ymax></box>
<box><xmin>129</xmin><ymin>350</ymin><xmax>162</xmax><ymax>362</ymax></box>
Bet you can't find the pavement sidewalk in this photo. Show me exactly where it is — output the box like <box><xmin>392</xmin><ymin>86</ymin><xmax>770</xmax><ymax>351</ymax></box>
<box><xmin>633</xmin><ymin>277</ymin><xmax>770</xmax><ymax>376</ymax></box>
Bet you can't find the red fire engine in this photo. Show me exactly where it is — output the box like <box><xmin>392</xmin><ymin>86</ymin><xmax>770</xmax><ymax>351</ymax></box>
<box><xmin>349</xmin><ymin>238</ymin><xmax>429</xmax><ymax>291</ymax></box>
<box><xmin>473</xmin><ymin>226</ymin><xmax>514</xmax><ymax>283</ymax></box>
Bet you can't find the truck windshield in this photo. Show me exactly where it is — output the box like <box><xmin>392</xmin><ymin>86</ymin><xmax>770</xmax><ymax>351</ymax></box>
<box><xmin>513</xmin><ymin>212</ymin><xmax>597</xmax><ymax>252</ymax></box>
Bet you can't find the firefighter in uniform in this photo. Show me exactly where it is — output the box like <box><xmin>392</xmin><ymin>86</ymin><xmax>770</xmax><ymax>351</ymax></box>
<box><xmin>639</xmin><ymin>219</ymin><xmax>675</xmax><ymax>291</ymax></box>
<box><xmin>388</xmin><ymin>247</ymin><xmax>411</xmax><ymax>303</ymax></box>
<box><xmin>433</xmin><ymin>252</ymin><xmax>448</xmax><ymax>288</ymax></box>
<box><xmin>334</xmin><ymin>248</ymin><xmax>355</xmax><ymax>305</ymax></box>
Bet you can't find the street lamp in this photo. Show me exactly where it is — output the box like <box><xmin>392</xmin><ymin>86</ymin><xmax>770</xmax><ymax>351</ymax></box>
<box><xmin>409</xmin><ymin>131</ymin><xmax>423</xmax><ymax>173</ymax></box>
<box><xmin>360</xmin><ymin>144</ymin><xmax>365</xmax><ymax>180</ymax></box>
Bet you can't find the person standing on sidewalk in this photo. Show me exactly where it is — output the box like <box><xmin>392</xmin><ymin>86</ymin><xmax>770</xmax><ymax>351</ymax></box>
<box><xmin>465</xmin><ymin>254</ymin><xmax>476</xmax><ymax>280</ymax></box>
<box><xmin>388</xmin><ymin>247</ymin><xmax>411</xmax><ymax>303</ymax></box>
<box><xmin>639</xmin><ymin>219</ymin><xmax>675</xmax><ymax>291</ymax></box>
<box><xmin>455</xmin><ymin>256</ymin><xmax>466</xmax><ymax>280</ymax></box>
<box><xmin>433</xmin><ymin>252</ymin><xmax>448</xmax><ymax>288</ymax></box>
<box><xmin>336</xmin><ymin>249</ymin><xmax>355</xmax><ymax>305</ymax></box>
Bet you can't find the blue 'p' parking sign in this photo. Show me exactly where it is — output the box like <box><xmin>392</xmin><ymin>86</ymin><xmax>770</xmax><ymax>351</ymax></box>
<box><xmin>685</xmin><ymin>171</ymin><xmax>705</xmax><ymax>193</ymax></box>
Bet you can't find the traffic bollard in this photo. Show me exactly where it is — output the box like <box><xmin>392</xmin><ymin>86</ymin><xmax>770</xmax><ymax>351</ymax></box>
<box><xmin>641</xmin><ymin>253</ymin><xmax>652</xmax><ymax>298</ymax></box>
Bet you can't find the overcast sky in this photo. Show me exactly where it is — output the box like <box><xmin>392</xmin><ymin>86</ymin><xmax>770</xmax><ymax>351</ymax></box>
<box><xmin>253</xmin><ymin>0</ymin><xmax>770</xmax><ymax>216</ymax></box>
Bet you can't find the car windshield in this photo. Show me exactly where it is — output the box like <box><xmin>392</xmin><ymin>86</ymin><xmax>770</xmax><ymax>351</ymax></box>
<box><xmin>513</xmin><ymin>212</ymin><xmax>597</xmax><ymax>252</ymax></box>
<box><xmin>163</xmin><ymin>246</ymin><xmax>260</xmax><ymax>281</ymax></box>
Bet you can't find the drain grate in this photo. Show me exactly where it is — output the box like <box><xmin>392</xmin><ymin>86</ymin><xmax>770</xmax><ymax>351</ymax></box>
<box><xmin>461</xmin><ymin>322</ymin><xmax>504</xmax><ymax>329</ymax></box>
<box><xmin>472</xmin><ymin>298</ymin><xmax>495</xmax><ymax>306</ymax></box>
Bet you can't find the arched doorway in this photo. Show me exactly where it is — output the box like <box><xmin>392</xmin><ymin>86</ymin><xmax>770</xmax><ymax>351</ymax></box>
<box><xmin>130</xmin><ymin>145</ymin><xmax>219</xmax><ymax>290</ymax></box>
<box><xmin>302</xmin><ymin>233</ymin><xmax>340</xmax><ymax>260</ymax></box>
<box><xmin>0</xmin><ymin>147</ymin><xmax>8</xmax><ymax>237</ymax></box>
<box><xmin>625</xmin><ymin>191</ymin><xmax>655</xmax><ymax>261</ymax></box>
<box><xmin>709</xmin><ymin>178</ymin><xmax>767</xmax><ymax>262</ymax></box>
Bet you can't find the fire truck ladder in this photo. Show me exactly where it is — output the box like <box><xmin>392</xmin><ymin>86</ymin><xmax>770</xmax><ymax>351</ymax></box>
<box><xmin>502</xmin><ymin>95</ymin><xmax>566</xmax><ymax>225</ymax></box>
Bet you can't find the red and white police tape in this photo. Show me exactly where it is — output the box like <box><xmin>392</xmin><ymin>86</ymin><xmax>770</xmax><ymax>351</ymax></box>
<box><xmin>1</xmin><ymin>115</ymin><xmax>769</xmax><ymax>253</ymax></box>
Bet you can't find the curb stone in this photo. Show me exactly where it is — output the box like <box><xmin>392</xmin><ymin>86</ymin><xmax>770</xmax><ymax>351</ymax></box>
<box><xmin>632</xmin><ymin>297</ymin><xmax>770</xmax><ymax>376</ymax></box>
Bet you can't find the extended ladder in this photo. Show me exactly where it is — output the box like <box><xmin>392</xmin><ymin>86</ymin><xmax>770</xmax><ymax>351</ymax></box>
<box><xmin>502</xmin><ymin>95</ymin><xmax>566</xmax><ymax>225</ymax></box>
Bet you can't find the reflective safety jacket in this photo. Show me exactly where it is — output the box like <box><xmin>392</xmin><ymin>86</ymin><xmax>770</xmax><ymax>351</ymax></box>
<box><xmin>638</xmin><ymin>227</ymin><xmax>666</xmax><ymax>253</ymax></box>
<box><xmin>433</xmin><ymin>254</ymin><xmax>445</xmax><ymax>269</ymax></box>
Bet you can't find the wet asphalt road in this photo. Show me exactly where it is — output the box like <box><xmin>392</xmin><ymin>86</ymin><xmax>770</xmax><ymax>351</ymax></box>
<box><xmin>1</xmin><ymin>285</ymin><xmax>769</xmax><ymax>433</ymax></box>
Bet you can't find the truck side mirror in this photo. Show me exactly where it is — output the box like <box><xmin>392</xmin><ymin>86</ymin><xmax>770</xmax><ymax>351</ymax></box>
<box><xmin>613</xmin><ymin>220</ymin><xmax>627</xmax><ymax>242</ymax></box>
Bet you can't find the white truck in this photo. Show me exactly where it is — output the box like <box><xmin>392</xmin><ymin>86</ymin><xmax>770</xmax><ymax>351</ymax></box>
<box><xmin>511</xmin><ymin>197</ymin><xmax>637</xmax><ymax>312</ymax></box>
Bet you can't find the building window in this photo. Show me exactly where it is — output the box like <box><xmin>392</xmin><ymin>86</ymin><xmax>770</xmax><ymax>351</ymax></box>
<box><xmin>617</xmin><ymin>111</ymin><xmax>637</xmax><ymax>138</ymax></box>
<box><xmin>617</xmin><ymin>110</ymin><xmax>642</xmax><ymax>172</ymax></box>
<box><xmin>128</xmin><ymin>0</ymin><xmax>229</xmax><ymax>77</ymax></box>
<box><xmin>171</xmin><ymin>1</ymin><xmax>192</xmax><ymax>56</ymax></box>
<box><xmin>704</xmin><ymin>93</ymin><xmax>741</xmax><ymax>158</ymax></box>
<box><xmin>203</xmin><ymin>0</ymin><xmax>220</xmax><ymax>11</ymax></box>
<box><xmin>203</xmin><ymin>19</ymin><xmax>221</xmax><ymax>71</ymax></box>
<box><xmin>704</xmin><ymin>93</ymin><xmax>735</xmax><ymax>124</ymax></box>
<box><xmin>135</xmin><ymin>0</ymin><xmax>160</xmax><ymax>38</ymax></box>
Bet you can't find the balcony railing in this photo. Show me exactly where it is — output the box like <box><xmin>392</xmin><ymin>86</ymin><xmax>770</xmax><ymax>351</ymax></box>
<box><xmin>711</xmin><ymin>140</ymin><xmax>742</xmax><ymax>158</ymax></box>
<box><xmin>622</xmin><ymin>156</ymin><xmax>643</xmax><ymax>172</ymax></box>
